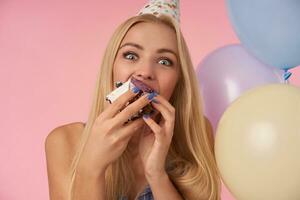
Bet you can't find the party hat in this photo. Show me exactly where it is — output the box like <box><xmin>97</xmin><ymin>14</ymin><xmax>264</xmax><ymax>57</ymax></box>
<box><xmin>137</xmin><ymin>0</ymin><xmax>180</xmax><ymax>25</ymax></box>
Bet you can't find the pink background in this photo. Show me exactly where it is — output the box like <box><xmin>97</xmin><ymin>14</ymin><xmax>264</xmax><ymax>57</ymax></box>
<box><xmin>1</xmin><ymin>0</ymin><xmax>299</xmax><ymax>199</ymax></box>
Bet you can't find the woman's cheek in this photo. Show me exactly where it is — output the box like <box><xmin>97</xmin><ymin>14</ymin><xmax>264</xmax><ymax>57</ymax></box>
<box><xmin>161</xmin><ymin>76</ymin><xmax>178</xmax><ymax>100</ymax></box>
<box><xmin>118</xmin><ymin>64</ymin><xmax>136</xmax><ymax>77</ymax></box>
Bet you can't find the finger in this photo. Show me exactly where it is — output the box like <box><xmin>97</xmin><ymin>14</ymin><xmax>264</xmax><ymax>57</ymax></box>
<box><xmin>103</xmin><ymin>86</ymin><xmax>141</xmax><ymax>119</ymax></box>
<box><xmin>152</xmin><ymin>94</ymin><xmax>175</xmax><ymax>114</ymax></box>
<box><xmin>114</xmin><ymin>92</ymin><xmax>157</xmax><ymax>126</ymax></box>
<box><xmin>150</xmin><ymin>96</ymin><xmax>175</xmax><ymax>130</ymax></box>
<box><xmin>118</xmin><ymin>117</ymin><xmax>145</xmax><ymax>141</ymax></box>
<box><xmin>142</xmin><ymin>115</ymin><xmax>162</xmax><ymax>136</ymax></box>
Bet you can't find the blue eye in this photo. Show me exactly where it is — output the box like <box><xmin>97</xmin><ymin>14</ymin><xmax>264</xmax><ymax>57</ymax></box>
<box><xmin>123</xmin><ymin>52</ymin><xmax>138</xmax><ymax>60</ymax></box>
<box><xmin>158</xmin><ymin>58</ymin><xmax>173</xmax><ymax>66</ymax></box>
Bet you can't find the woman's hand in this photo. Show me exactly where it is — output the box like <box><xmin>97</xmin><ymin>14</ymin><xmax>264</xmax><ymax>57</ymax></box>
<box><xmin>138</xmin><ymin>94</ymin><xmax>175</xmax><ymax>180</ymax></box>
<box><xmin>77</xmin><ymin>87</ymin><xmax>155</xmax><ymax>177</ymax></box>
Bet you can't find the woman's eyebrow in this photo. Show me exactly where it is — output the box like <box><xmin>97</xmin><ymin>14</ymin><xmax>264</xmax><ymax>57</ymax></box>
<box><xmin>119</xmin><ymin>42</ymin><xmax>178</xmax><ymax>59</ymax></box>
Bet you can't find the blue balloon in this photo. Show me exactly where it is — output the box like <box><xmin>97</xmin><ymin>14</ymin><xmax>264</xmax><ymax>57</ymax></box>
<box><xmin>227</xmin><ymin>0</ymin><xmax>300</xmax><ymax>70</ymax></box>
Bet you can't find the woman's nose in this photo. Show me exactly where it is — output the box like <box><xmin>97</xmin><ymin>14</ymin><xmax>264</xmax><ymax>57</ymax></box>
<box><xmin>135</xmin><ymin>61</ymin><xmax>155</xmax><ymax>80</ymax></box>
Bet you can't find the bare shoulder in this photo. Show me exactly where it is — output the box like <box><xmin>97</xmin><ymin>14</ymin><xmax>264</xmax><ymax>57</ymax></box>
<box><xmin>45</xmin><ymin>122</ymin><xmax>86</xmax><ymax>199</ymax></box>
<box><xmin>45</xmin><ymin>122</ymin><xmax>85</xmax><ymax>154</ymax></box>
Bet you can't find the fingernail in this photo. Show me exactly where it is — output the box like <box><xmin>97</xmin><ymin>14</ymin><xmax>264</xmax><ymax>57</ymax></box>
<box><xmin>131</xmin><ymin>86</ymin><xmax>140</xmax><ymax>94</ymax></box>
<box><xmin>143</xmin><ymin>114</ymin><xmax>150</xmax><ymax>119</ymax></box>
<box><xmin>147</xmin><ymin>92</ymin><xmax>158</xmax><ymax>101</ymax></box>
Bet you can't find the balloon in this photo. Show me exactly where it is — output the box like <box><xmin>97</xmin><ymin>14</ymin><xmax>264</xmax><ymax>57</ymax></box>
<box><xmin>215</xmin><ymin>83</ymin><xmax>300</xmax><ymax>200</ymax></box>
<box><xmin>227</xmin><ymin>0</ymin><xmax>300</xmax><ymax>69</ymax></box>
<box><xmin>196</xmin><ymin>44</ymin><xmax>285</xmax><ymax>134</ymax></box>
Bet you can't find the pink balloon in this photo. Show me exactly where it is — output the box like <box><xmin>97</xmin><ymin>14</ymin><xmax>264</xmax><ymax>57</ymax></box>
<box><xmin>196</xmin><ymin>44</ymin><xmax>285</xmax><ymax>135</ymax></box>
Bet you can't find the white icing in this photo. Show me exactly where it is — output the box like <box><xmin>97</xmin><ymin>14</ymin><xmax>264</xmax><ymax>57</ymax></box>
<box><xmin>105</xmin><ymin>79</ymin><xmax>135</xmax><ymax>103</ymax></box>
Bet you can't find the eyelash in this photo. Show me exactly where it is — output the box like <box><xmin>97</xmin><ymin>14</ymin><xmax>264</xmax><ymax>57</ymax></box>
<box><xmin>122</xmin><ymin>51</ymin><xmax>174</xmax><ymax>66</ymax></box>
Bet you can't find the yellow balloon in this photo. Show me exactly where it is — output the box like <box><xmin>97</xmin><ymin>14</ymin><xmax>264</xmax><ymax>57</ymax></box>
<box><xmin>215</xmin><ymin>83</ymin><xmax>300</xmax><ymax>200</ymax></box>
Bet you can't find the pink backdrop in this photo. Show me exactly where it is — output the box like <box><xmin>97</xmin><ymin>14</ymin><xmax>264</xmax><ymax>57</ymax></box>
<box><xmin>1</xmin><ymin>0</ymin><xmax>299</xmax><ymax>199</ymax></box>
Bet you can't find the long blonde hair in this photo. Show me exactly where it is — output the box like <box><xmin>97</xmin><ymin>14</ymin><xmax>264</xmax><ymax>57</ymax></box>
<box><xmin>68</xmin><ymin>14</ymin><xmax>221</xmax><ymax>200</ymax></box>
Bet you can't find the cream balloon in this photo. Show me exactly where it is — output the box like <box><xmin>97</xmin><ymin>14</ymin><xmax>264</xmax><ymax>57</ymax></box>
<box><xmin>215</xmin><ymin>83</ymin><xmax>300</xmax><ymax>200</ymax></box>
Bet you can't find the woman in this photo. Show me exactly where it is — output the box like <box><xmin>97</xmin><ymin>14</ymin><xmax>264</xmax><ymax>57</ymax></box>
<box><xmin>45</xmin><ymin>4</ymin><xmax>221</xmax><ymax>200</ymax></box>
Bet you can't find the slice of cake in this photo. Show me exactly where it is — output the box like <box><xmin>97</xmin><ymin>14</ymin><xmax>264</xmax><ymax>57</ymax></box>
<box><xmin>105</xmin><ymin>77</ymin><xmax>156</xmax><ymax>122</ymax></box>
